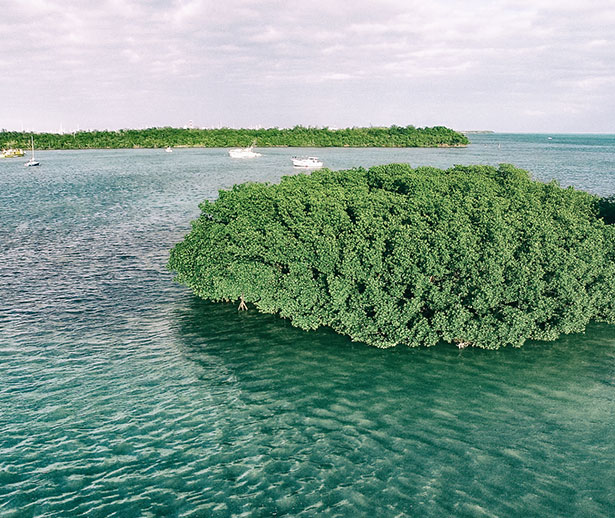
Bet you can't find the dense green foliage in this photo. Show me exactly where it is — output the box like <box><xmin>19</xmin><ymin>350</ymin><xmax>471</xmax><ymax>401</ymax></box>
<box><xmin>168</xmin><ymin>164</ymin><xmax>615</xmax><ymax>349</ymax></box>
<box><xmin>0</xmin><ymin>125</ymin><xmax>468</xmax><ymax>150</ymax></box>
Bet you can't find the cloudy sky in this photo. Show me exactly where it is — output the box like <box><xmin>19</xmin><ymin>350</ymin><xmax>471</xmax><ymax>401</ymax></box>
<box><xmin>2</xmin><ymin>0</ymin><xmax>614</xmax><ymax>133</ymax></box>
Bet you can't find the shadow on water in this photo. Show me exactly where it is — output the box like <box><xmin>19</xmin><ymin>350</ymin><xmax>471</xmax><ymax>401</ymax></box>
<box><xmin>171</xmin><ymin>294</ymin><xmax>615</xmax><ymax>395</ymax></box>
<box><xmin>165</xmin><ymin>295</ymin><xmax>615</xmax><ymax>516</ymax></box>
<box><xmin>170</xmin><ymin>295</ymin><xmax>483</xmax><ymax>398</ymax></box>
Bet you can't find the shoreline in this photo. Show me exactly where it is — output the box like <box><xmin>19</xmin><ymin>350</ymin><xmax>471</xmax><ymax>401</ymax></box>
<box><xmin>2</xmin><ymin>143</ymin><xmax>469</xmax><ymax>151</ymax></box>
<box><xmin>0</xmin><ymin>125</ymin><xmax>469</xmax><ymax>151</ymax></box>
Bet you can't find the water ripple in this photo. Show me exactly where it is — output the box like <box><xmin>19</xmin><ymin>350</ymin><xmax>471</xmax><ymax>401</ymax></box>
<box><xmin>1</xmin><ymin>144</ymin><xmax>614</xmax><ymax>516</ymax></box>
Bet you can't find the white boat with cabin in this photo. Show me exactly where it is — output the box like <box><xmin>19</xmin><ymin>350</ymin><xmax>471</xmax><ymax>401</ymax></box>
<box><xmin>228</xmin><ymin>142</ymin><xmax>262</xmax><ymax>159</ymax></box>
<box><xmin>291</xmin><ymin>156</ymin><xmax>323</xmax><ymax>169</ymax></box>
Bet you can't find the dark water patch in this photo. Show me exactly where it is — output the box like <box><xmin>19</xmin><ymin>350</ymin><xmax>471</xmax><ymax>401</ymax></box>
<box><xmin>165</xmin><ymin>297</ymin><xmax>615</xmax><ymax>516</ymax></box>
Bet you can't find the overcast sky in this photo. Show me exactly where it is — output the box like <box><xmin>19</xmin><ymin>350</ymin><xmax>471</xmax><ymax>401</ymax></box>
<box><xmin>2</xmin><ymin>0</ymin><xmax>614</xmax><ymax>133</ymax></box>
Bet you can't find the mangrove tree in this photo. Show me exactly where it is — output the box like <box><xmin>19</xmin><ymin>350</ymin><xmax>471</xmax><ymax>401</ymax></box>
<box><xmin>168</xmin><ymin>164</ymin><xmax>615</xmax><ymax>349</ymax></box>
<box><xmin>0</xmin><ymin>125</ymin><xmax>468</xmax><ymax>150</ymax></box>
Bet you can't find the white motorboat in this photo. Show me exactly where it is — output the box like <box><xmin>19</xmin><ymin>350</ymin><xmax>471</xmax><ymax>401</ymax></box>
<box><xmin>24</xmin><ymin>136</ymin><xmax>40</xmax><ymax>167</ymax></box>
<box><xmin>228</xmin><ymin>142</ymin><xmax>262</xmax><ymax>158</ymax></box>
<box><xmin>291</xmin><ymin>156</ymin><xmax>323</xmax><ymax>168</ymax></box>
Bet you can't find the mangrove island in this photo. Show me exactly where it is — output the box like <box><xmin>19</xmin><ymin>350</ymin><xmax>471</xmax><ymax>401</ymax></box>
<box><xmin>168</xmin><ymin>163</ymin><xmax>615</xmax><ymax>350</ymax></box>
<box><xmin>0</xmin><ymin>125</ymin><xmax>468</xmax><ymax>150</ymax></box>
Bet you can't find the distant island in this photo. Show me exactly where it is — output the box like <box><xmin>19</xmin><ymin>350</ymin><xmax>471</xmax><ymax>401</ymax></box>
<box><xmin>0</xmin><ymin>125</ymin><xmax>468</xmax><ymax>150</ymax></box>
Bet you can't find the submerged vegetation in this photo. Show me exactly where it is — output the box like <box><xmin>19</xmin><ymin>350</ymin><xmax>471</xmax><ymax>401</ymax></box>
<box><xmin>168</xmin><ymin>164</ymin><xmax>615</xmax><ymax>350</ymax></box>
<box><xmin>0</xmin><ymin>125</ymin><xmax>468</xmax><ymax>150</ymax></box>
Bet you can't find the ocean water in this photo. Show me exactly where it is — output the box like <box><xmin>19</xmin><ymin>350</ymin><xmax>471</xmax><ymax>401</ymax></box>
<box><xmin>1</xmin><ymin>134</ymin><xmax>614</xmax><ymax>517</ymax></box>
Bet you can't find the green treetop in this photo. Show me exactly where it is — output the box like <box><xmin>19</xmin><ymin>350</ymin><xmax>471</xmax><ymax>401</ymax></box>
<box><xmin>168</xmin><ymin>163</ymin><xmax>615</xmax><ymax>350</ymax></box>
<box><xmin>0</xmin><ymin>125</ymin><xmax>468</xmax><ymax>150</ymax></box>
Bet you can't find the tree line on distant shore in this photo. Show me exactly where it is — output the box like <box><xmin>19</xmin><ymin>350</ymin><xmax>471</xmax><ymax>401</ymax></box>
<box><xmin>0</xmin><ymin>125</ymin><xmax>469</xmax><ymax>150</ymax></box>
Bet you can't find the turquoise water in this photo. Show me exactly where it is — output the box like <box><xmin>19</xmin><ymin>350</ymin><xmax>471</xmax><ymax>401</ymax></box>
<box><xmin>1</xmin><ymin>134</ymin><xmax>614</xmax><ymax>517</ymax></box>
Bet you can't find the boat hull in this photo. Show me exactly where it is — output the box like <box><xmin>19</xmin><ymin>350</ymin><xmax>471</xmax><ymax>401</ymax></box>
<box><xmin>229</xmin><ymin>147</ymin><xmax>262</xmax><ymax>158</ymax></box>
<box><xmin>291</xmin><ymin>157</ymin><xmax>323</xmax><ymax>168</ymax></box>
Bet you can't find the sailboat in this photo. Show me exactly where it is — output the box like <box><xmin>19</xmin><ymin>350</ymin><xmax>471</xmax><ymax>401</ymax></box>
<box><xmin>25</xmin><ymin>136</ymin><xmax>40</xmax><ymax>167</ymax></box>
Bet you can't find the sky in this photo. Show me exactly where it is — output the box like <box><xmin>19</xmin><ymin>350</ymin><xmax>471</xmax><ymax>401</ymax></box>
<box><xmin>2</xmin><ymin>0</ymin><xmax>614</xmax><ymax>133</ymax></box>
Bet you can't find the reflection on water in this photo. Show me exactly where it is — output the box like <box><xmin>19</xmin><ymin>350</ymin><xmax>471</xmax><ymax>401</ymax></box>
<box><xmin>169</xmin><ymin>296</ymin><xmax>615</xmax><ymax>516</ymax></box>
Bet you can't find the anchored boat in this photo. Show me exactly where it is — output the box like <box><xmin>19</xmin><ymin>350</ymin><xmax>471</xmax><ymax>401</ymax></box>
<box><xmin>291</xmin><ymin>156</ymin><xmax>323</xmax><ymax>169</ymax></box>
<box><xmin>228</xmin><ymin>141</ymin><xmax>262</xmax><ymax>158</ymax></box>
<box><xmin>24</xmin><ymin>137</ymin><xmax>40</xmax><ymax>167</ymax></box>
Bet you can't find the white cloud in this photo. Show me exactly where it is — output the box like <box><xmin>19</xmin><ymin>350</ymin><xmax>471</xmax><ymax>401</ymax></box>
<box><xmin>1</xmin><ymin>0</ymin><xmax>614</xmax><ymax>132</ymax></box>
<box><xmin>523</xmin><ymin>109</ymin><xmax>546</xmax><ymax>117</ymax></box>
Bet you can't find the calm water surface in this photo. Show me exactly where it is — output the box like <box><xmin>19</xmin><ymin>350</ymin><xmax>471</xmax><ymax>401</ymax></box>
<box><xmin>1</xmin><ymin>134</ymin><xmax>614</xmax><ymax>516</ymax></box>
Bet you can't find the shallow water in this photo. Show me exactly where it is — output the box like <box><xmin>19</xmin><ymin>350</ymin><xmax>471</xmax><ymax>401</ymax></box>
<box><xmin>1</xmin><ymin>135</ymin><xmax>614</xmax><ymax>516</ymax></box>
